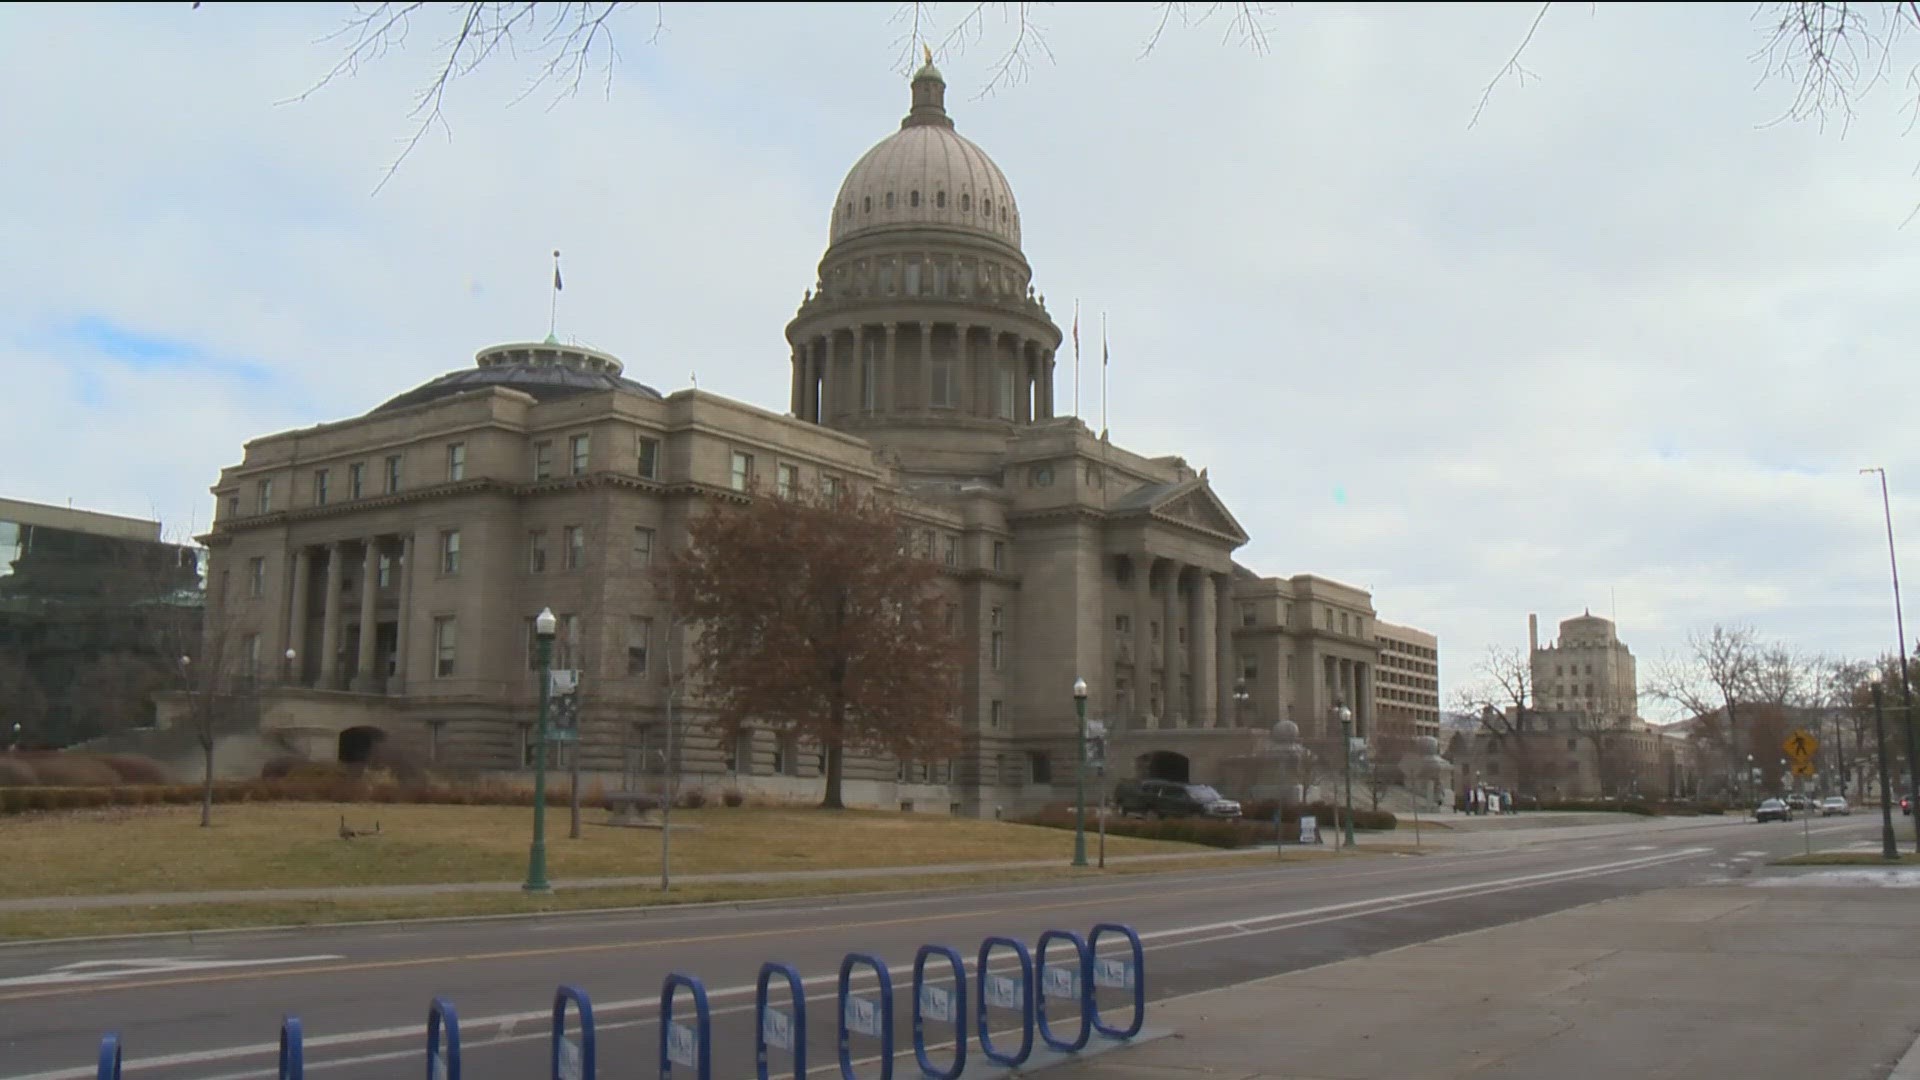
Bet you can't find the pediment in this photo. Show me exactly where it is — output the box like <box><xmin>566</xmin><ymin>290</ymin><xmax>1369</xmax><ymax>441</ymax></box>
<box><xmin>1113</xmin><ymin>479</ymin><xmax>1248</xmax><ymax>543</ymax></box>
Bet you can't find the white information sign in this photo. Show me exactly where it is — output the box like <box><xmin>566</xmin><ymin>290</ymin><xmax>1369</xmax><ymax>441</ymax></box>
<box><xmin>919</xmin><ymin>985</ymin><xmax>955</xmax><ymax>1024</ymax></box>
<box><xmin>1298</xmin><ymin>815</ymin><xmax>1320</xmax><ymax>845</ymax></box>
<box><xmin>761</xmin><ymin>1007</ymin><xmax>793</xmax><ymax>1051</ymax></box>
<box><xmin>843</xmin><ymin>996</ymin><xmax>884</xmax><ymax>1038</ymax></box>
<box><xmin>1093</xmin><ymin>958</ymin><xmax>1135</xmax><ymax>990</ymax></box>
<box><xmin>1042</xmin><ymin>963</ymin><xmax>1079</xmax><ymax>1000</ymax></box>
<box><xmin>666</xmin><ymin>1022</ymin><xmax>699</xmax><ymax>1068</ymax></box>
<box><xmin>985</xmin><ymin>974</ymin><xmax>1022</xmax><ymax>1010</ymax></box>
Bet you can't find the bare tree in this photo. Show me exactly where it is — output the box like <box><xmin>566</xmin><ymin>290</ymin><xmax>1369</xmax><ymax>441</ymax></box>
<box><xmin>1451</xmin><ymin>645</ymin><xmax>1543</xmax><ymax>795</ymax></box>
<box><xmin>1646</xmin><ymin>624</ymin><xmax>1762</xmax><ymax>776</ymax></box>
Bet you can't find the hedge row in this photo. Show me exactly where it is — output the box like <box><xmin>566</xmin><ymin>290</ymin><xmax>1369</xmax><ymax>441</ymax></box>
<box><xmin>0</xmin><ymin>753</ymin><xmax>171</xmax><ymax>787</ymax></box>
<box><xmin>0</xmin><ymin>778</ymin><xmax>746</xmax><ymax>816</ymax></box>
<box><xmin>1238</xmin><ymin>800</ymin><xmax>1398</xmax><ymax>831</ymax></box>
<box><xmin>1020</xmin><ymin>804</ymin><xmax>1395</xmax><ymax>849</ymax></box>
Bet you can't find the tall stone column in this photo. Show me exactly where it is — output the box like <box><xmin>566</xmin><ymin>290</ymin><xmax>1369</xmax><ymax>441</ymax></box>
<box><xmin>1355</xmin><ymin>662</ymin><xmax>1370</xmax><ymax>741</ymax></box>
<box><xmin>920</xmin><ymin>322</ymin><xmax>934</xmax><ymax>409</ymax></box>
<box><xmin>285</xmin><ymin>547</ymin><xmax>311</xmax><ymax>683</ymax></box>
<box><xmin>1215</xmin><ymin>574</ymin><xmax>1236</xmax><ymax>727</ymax></box>
<box><xmin>1191</xmin><ymin>569</ymin><xmax>1215</xmax><ymax>726</ymax></box>
<box><xmin>1162</xmin><ymin>564</ymin><xmax>1182</xmax><ymax>726</ymax></box>
<box><xmin>393</xmin><ymin>533</ymin><xmax>415</xmax><ymax>690</ymax></box>
<box><xmin>353</xmin><ymin>538</ymin><xmax>380</xmax><ymax>691</ymax></box>
<box><xmin>854</xmin><ymin>325</ymin><xmax>869</xmax><ymax>413</ymax></box>
<box><xmin>319</xmin><ymin>541</ymin><xmax>344</xmax><ymax>688</ymax></box>
<box><xmin>1015</xmin><ymin>342</ymin><xmax>1031</xmax><ymax>423</ymax></box>
<box><xmin>882</xmin><ymin>323</ymin><xmax>897</xmax><ymax>414</ymax></box>
<box><xmin>789</xmin><ymin>348</ymin><xmax>804</xmax><ymax>417</ymax></box>
<box><xmin>814</xmin><ymin>336</ymin><xmax>831</xmax><ymax>421</ymax></box>
<box><xmin>1132</xmin><ymin>556</ymin><xmax>1153</xmax><ymax>728</ymax></box>
<box><xmin>1040</xmin><ymin>351</ymin><xmax>1055</xmax><ymax>417</ymax></box>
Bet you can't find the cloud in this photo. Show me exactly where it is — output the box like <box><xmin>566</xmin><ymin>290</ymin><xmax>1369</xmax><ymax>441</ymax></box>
<box><xmin>2</xmin><ymin>3</ymin><xmax>1918</xmax><ymax>716</ymax></box>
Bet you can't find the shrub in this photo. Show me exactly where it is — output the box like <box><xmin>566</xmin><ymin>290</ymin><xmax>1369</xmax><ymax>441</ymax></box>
<box><xmin>99</xmin><ymin>754</ymin><xmax>170</xmax><ymax>784</ymax></box>
<box><xmin>722</xmin><ymin>789</ymin><xmax>746</xmax><ymax>808</ymax></box>
<box><xmin>0</xmin><ymin>757</ymin><xmax>36</xmax><ymax>787</ymax></box>
<box><xmin>26</xmin><ymin>755</ymin><xmax>120</xmax><ymax>787</ymax></box>
<box><xmin>677</xmin><ymin>789</ymin><xmax>708</xmax><ymax>810</ymax></box>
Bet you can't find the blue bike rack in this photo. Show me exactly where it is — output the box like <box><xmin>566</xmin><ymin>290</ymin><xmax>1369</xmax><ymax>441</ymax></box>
<box><xmin>659</xmin><ymin>972</ymin><xmax>712</xmax><ymax>1080</ymax></box>
<box><xmin>427</xmin><ymin>997</ymin><xmax>462</xmax><ymax>1080</ymax></box>
<box><xmin>911</xmin><ymin>945</ymin><xmax>967</xmax><ymax>1080</ymax></box>
<box><xmin>279</xmin><ymin>1016</ymin><xmax>305</xmax><ymax>1080</ymax></box>
<box><xmin>975</xmin><ymin>936</ymin><xmax>1034</xmax><ymax>1067</ymax></box>
<box><xmin>1088</xmin><ymin>922</ymin><xmax>1146</xmax><ymax>1039</ymax></box>
<box><xmin>1036</xmin><ymin>929</ymin><xmax>1093</xmax><ymax>1053</ymax></box>
<box><xmin>552</xmin><ymin>984</ymin><xmax>596</xmax><ymax>1080</ymax></box>
<box><xmin>756</xmin><ymin>961</ymin><xmax>807</xmax><ymax>1080</ymax></box>
<box><xmin>836</xmin><ymin>952</ymin><xmax>894</xmax><ymax>1080</ymax></box>
<box><xmin>95</xmin><ymin>1033</ymin><xmax>122</xmax><ymax>1080</ymax></box>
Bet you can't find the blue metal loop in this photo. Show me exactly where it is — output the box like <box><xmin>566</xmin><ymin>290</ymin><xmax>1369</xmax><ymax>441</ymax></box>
<box><xmin>1036</xmin><ymin>929</ymin><xmax>1093</xmax><ymax>1053</ymax></box>
<box><xmin>1088</xmin><ymin>922</ymin><xmax>1146</xmax><ymax>1040</ymax></box>
<box><xmin>426</xmin><ymin>997</ymin><xmax>462</xmax><ymax>1080</ymax></box>
<box><xmin>551</xmin><ymin>984</ymin><xmax>596</xmax><ymax>1080</ymax></box>
<box><xmin>95</xmin><ymin>1033</ymin><xmax>122</xmax><ymax>1080</ymax></box>
<box><xmin>911</xmin><ymin>945</ymin><xmax>967</xmax><ymax>1080</ymax></box>
<box><xmin>755</xmin><ymin>961</ymin><xmax>807</xmax><ymax>1080</ymax></box>
<box><xmin>836</xmin><ymin>952</ymin><xmax>894</xmax><ymax>1080</ymax></box>
<box><xmin>659</xmin><ymin>972</ymin><xmax>712</xmax><ymax>1080</ymax></box>
<box><xmin>279</xmin><ymin>1016</ymin><xmax>305</xmax><ymax>1080</ymax></box>
<box><xmin>975</xmin><ymin>936</ymin><xmax>1034</xmax><ymax>1067</ymax></box>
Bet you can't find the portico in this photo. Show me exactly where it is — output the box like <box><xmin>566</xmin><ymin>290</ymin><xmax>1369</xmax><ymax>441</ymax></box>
<box><xmin>281</xmin><ymin>533</ymin><xmax>417</xmax><ymax>694</ymax></box>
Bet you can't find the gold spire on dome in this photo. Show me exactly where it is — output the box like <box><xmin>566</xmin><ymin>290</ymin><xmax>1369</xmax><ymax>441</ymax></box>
<box><xmin>904</xmin><ymin>44</ymin><xmax>951</xmax><ymax>129</ymax></box>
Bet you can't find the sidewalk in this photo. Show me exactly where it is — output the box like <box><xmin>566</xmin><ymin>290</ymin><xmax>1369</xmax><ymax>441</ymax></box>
<box><xmin>1038</xmin><ymin>872</ymin><xmax>1920</xmax><ymax>1080</ymax></box>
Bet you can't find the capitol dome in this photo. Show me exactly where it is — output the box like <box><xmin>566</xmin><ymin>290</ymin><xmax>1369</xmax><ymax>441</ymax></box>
<box><xmin>828</xmin><ymin>59</ymin><xmax>1022</xmax><ymax>250</ymax></box>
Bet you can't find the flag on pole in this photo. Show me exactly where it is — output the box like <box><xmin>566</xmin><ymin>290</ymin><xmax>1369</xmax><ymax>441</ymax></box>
<box><xmin>552</xmin><ymin>249</ymin><xmax>563</xmax><ymax>292</ymax></box>
<box><xmin>1072</xmin><ymin>302</ymin><xmax>1080</xmax><ymax>360</ymax></box>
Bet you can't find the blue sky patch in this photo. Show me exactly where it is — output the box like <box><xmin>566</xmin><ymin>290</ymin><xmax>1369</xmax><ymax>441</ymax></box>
<box><xmin>46</xmin><ymin>315</ymin><xmax>279</xmax><ymax>390</ymax></box>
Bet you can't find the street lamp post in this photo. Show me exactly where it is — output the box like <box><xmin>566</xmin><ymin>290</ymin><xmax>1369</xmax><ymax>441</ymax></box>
<box><xmin>1337</xmin><ymin>702</ymin><xmax>1356</xmax><ymax>848</ymax></box>
<box><xmin>524</xmin><ymin>607</ymin><xmax>557</xmax><ymax>893</ymax></box>
<box><xmin>1072</xmin><ymin>677</ymin><xmax>1089</xmax><ymax>868</ymax></box>
<box><xmin>1871</xmin><ymin>669</ymin><xmax>1900</xmax><ymax>861</ymax></box>
<box><xmin>1863</xmin><ymin>467</ymin><xmax>1920</xmax><ymax>851</ymax></box>
<box><xmin>283</xmin><ymin>648</ymin><xmax>296</xmax><ymax>685</ymax></box>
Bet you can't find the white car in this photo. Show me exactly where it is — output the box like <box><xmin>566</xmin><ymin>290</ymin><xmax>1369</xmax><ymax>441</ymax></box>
<box><xmin>1819</xmin><ymin>796</ymin><xmax>1851</xmax><ymax>817</ymax></box>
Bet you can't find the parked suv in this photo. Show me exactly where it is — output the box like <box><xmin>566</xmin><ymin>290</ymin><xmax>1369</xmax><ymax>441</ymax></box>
<box><xmin>1114</xmin><ymin>780</ymin><xmax>1243</xmax><ymax>819</ymax></box>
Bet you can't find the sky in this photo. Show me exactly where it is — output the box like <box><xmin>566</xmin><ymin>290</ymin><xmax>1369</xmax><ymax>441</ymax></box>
<box><xmin>4</xmin><ymin>3</ymin><xmax>1919</xmax><ymax>717</ymax></box>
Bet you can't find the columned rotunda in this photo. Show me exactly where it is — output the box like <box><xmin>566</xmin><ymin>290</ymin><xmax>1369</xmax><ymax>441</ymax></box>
<box><xmin>178</xmin><ymin>63</ymin><xmax>1434</xmax><ymax>813</ymax></box>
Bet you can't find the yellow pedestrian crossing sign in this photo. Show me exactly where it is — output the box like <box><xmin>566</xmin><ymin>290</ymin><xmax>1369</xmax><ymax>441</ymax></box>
<box><xmin>1784</xmin><ymin>729</ymin><xmax>1818</xmax><ymax>763</ymax></box>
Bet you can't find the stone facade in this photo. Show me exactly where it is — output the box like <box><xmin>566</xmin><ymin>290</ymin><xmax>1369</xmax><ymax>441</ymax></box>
<box><xmin>188</xmin><ymin>62</ymin><xmax>1435</xmax><ymax>812</ymax></box>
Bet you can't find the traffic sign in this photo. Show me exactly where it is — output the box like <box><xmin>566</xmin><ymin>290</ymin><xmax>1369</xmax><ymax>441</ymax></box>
<box><xmin>1784</xmin><ymin>730</ymin><xmax>1818</xmax><ymax>762</ymax></box>
<box><xmin>1791</xmin><ymin>761</ymin><xmax>1816</xmax><ymax>779</ymax></box>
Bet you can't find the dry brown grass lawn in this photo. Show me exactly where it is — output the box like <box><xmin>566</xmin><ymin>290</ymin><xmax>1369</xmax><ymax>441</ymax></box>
<box><xmin>0</xmin><ymin>803</ymin><xmax>1211</xmax><ymax>899</ymax></box>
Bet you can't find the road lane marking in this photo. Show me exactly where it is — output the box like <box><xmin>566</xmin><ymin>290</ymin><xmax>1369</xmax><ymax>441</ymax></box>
<box><xmin>0</xmin><ymin>954</ymin><xmax>344</xmax><ymax>989</ymax></box>
<box><xmin>6</xmin><ymin>845</ymin><xmax>1715</xmax><ymax>1080</ymax></box>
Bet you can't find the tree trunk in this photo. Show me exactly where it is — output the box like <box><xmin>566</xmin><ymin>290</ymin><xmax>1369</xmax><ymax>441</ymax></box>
<box><xmin>822</xmin><ymin>737</ymin><xmax>846</xmax><ymax>809</ymax></box>
<box><xmin>200</xmin><ymin>738</ymin><xmax>214</xmax><ymax>828</ymax></box>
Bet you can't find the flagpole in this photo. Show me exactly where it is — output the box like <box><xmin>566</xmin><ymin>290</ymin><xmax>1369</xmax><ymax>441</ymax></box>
<box><xmin>1072</xmin><ymin>300</ymin><xmax>1081</xmax><ymax>420</ymax></box>
<box><xmin>549</xmin><ymin>249</ymin><xmax>562</xmax><ymax>339</ymax></box>
<box><xmin>1101</xmin><ymin>311</ymin><xmax>1109</xmax><ymax>439</ymax></box>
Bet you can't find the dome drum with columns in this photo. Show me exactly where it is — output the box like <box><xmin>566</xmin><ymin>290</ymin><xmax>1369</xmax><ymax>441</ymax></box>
<box><xmin>787</xmin><ymin>59</ymin><xmax>1063</xmax><ymax>442</ymax></box>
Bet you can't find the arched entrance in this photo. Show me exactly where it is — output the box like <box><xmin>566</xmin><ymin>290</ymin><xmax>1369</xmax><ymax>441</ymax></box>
<box><xmin>337</xmin><ymin>726</ymin><xmax>386</xmax><ymax>766</ymax></box>
<box><xmin>1136</xmin><ymin>750</ymin><xmax>1191</xmax><ymax>783</ymax></box>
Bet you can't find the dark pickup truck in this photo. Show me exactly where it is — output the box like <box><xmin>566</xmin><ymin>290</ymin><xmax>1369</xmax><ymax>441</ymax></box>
<box><xmin>1113</xmin><ymin>779</ymin><xmax>1243</xmax><ymax>819</ymax></box>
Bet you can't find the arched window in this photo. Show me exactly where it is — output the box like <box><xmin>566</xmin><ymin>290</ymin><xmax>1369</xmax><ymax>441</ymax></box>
<box><xmin>845</xmin><ymin>201</ymin><xmax>853</xmax><ymax>217</ymax></box>
<box><xmin>862</xmin><ymin>196</ymin><xmax>871</xmax><ymax>213</ymax></box>
<box><xmin>982</xmin><ymin>198</ymin><xmax>991</xmax><ymax>216</ymax></box>
<box><xmin>936</xmin><ymin>191</ymin><xmax>947</xmax><ymax>208</ymax></box>
<box><xmin>886</xmin><ymin>191</ymin><xmax>895</xmax><ymax>209</ymax></box>
<box><xmin>910</xmin><ymin>190</ymin><xmax>921</xmax><ymax>208</ymax></box>
<box><xmin>960</xmin><ymin>193</ymin><xmax>970</xmax><ymax>212</ymax></box>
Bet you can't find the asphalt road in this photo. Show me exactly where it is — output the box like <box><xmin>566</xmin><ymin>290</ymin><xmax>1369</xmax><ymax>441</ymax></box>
<box><xmin>0</xmin><ymin>814</ymin><xmax>1879</xmax><ymax>1080</ymax></box>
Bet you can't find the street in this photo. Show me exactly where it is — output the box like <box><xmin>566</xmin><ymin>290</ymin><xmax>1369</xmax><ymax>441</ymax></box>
<box><xmin>0</xmin><ymin>815</ymin><xmax>1880</xmax><ymax>1079</ymax></box>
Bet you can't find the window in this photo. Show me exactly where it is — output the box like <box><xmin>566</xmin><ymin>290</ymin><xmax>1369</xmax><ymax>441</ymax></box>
<box><xmin>886</xmin><ymin>191</ymin><xmax>895</xmax><ymax>209</ymax></box>
<box><xmin>960</xmin><ymin>193</ymin><xmax>971</xmax><ymax>212</ymax></box>
<box><xmin>447</xmin><ymin>442</ymin><xmax>465</xmax><ymax>482</ymax></box>
<box><xmin>440</xmin><ymin>530</ymin><xmax>461</xmax><ymax>575</ymax></box>
<box><xmin>777</xmin><ymin>463</ymin><xmax>799</xmax><ymax>498</ymax></box>
<box><xmin>533</xmin><ymin>441</ymin><xmax>553</xmax><ymax>480</ymax></box>
<box><xmin>225</xmin><ymin>495</ymin><xmax>239</xmax><ymax>519</ymax></box>
<box><xmin>728</xmin><ymin>731</ymin><xmax>752</xmax><ymax>774</ymax></box>
<box><xmin>773</xmin><ymin>734</ymin><xmax>799</xmax><ymax>776</ymax></box>
<box><xmin>730</xmin><ymin>451</ymin><xmax>753</xmax><ymax>492</ymax></box>
<box><xmin>377</xmin><ymin>553</ymin><xmax>392</xmax><ymax>588</ymax></box>
<box><xmin>637</xmin><ymin>436</ymin><xmax>660</xmax><ymax>478</ymax></box>
<box><xmin>1242</xmin><ymin>604</ymin><xmax>1256</xmax><ymax>627</ymax></box>
<box><xmin>997</xmin><ymin>367</ymin><xmax>1015</xmax><ymax>419</ymax></box>
<box><xmin>823</xmin><ymin>474</ymin><xmax>843</xmax><ymax>499</ymax></box>
<box><xmin>523</xmin><ymin>617</ymin><xmax>541</xmax><ymax>672</ymax></box>
<box><xmin>257</xmin><ymin>478</ymin><xmax>273</xmax><ymax>515</ymax></box>
<box><xmin>557</xmin><ymin>613</ymin><xmax>582</xmax><ymax>669</ymax></box>
<box><xmin>990</xmin><ymin>700</ymin><xmax>1003</xmax><ymax>729</ymax></box>
<box><xmin>377</xmin><ymin>454</ymin><xmax>399</xmax><ymax>494</ymax></box>
<box><xmin>519</xmin><ymin>725</ymin><xmax>536</xmax><ymax>768</ymax></box>
<box><xmin>570</xmin><ymin>433</ymin><xmax>590</xmax><ymax>476</ymax></box>
<box><xmin>990</xmin><ymin>606</ymin><xmax>1004</xmax><ymax>671</ymax></box>
<box><xmin>1116</xmin><ymin>614</ymin><xmax>1131</xmax><ymax>634</ymax></box>
<box><xmin>1340</xmin><ymin>612</ymin><xmax>1350</xmax><ymax>634</ymax></box>
<box><xmin>433</xmin><ymin>617</ymin><xmax>457</xmax><ymax>677</ymax></box>
<box><xmin>245</xmin><ymin>633</ymin><xmax>260</xmax><ymax>677</ymax></box>
<box><xmin>627</xmin><ymin>616</ymin><xmax>652</xmax><ymax>676</ymax></box>
<box><xmin>929</xmin><ymin>358</ymin><xmax>953</xmax><ymax>407</ymax></box>
<box><xmin>1028</xmin><ymin>752</ymin><xmax>1051</xmax><ymax>784</ymax></box>
<box><xmin>1029</xmin><ymin>465</ymin><xmax>1053</xmax><ymax>487</ymax></box>
<box><xmin>564</xmin><ymin>525</ymin><xmax>585</xmax><ymax>570</ymax></box>
<box><xmin>1178</xmin><ymin>625</ymin><xmax>1187</xmax><ymax>645</ymax></box>
<box><xmin>1150</xmin><ymin>620</ymin><xmax>1160</xmax><ymax>644</ymax></box>
<box><xmin>1324</xmin><ymin>607</ymin><xmax>1334</xmax><ymax>630</ymax></box>
<box><xmin>528</xmin><ymin>530</ymin><xmax>548</xmax><ymax>573</ymax></box>
<box><xmin>248</xmin><ymin>557</ymin><xmax>265</xmax><ymax>597</ymax></box>
<box><xmin>992</xmin><ymin>541</ymin><xmax>1006</xmax><ymax>571</ymax></box>
<box><xmin>1241</xmin><ymin>655</ymin><xmax>1257</xmax><ymax>682</ymax></box>
<box><xmin>910</xmin><ymin>190</ymin><xmax>921</xmax><ymax>208</ymax></box>
<box><xmin>943</xmin><ymin>535</ymin><xmax>959</xmax><ymax>567</ymax></box>
<box><xmin>348</xmin><ymin>462</ymin><xmax>365</xmax><ymax>499</ymax></box>
<box><xmin>936</xmin><ymin>190</ymin><xmax>947</xmax><ymax>209</ymax></box>
<box><xmin>633</xmin><ymin>527</ymin><xmax>654</xmax><ymax>568</ymax></box>
<box><xmin>313</xmin><ymin>469</ymin><xmax>330</xmax><ymax>506</ymax></box>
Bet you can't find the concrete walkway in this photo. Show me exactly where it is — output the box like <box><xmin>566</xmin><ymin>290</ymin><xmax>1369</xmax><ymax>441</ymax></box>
<box><xmin>1038</xmin><ymin>873</ymin><xmax>1920</xmax><ymax>1080</ymax></box>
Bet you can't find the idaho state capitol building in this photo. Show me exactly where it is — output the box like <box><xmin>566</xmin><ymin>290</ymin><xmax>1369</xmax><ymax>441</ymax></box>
<box><xmin>188</xmin><ymin>63</ymin><xmax>1438</xmax><ymax>813</ymax></box>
